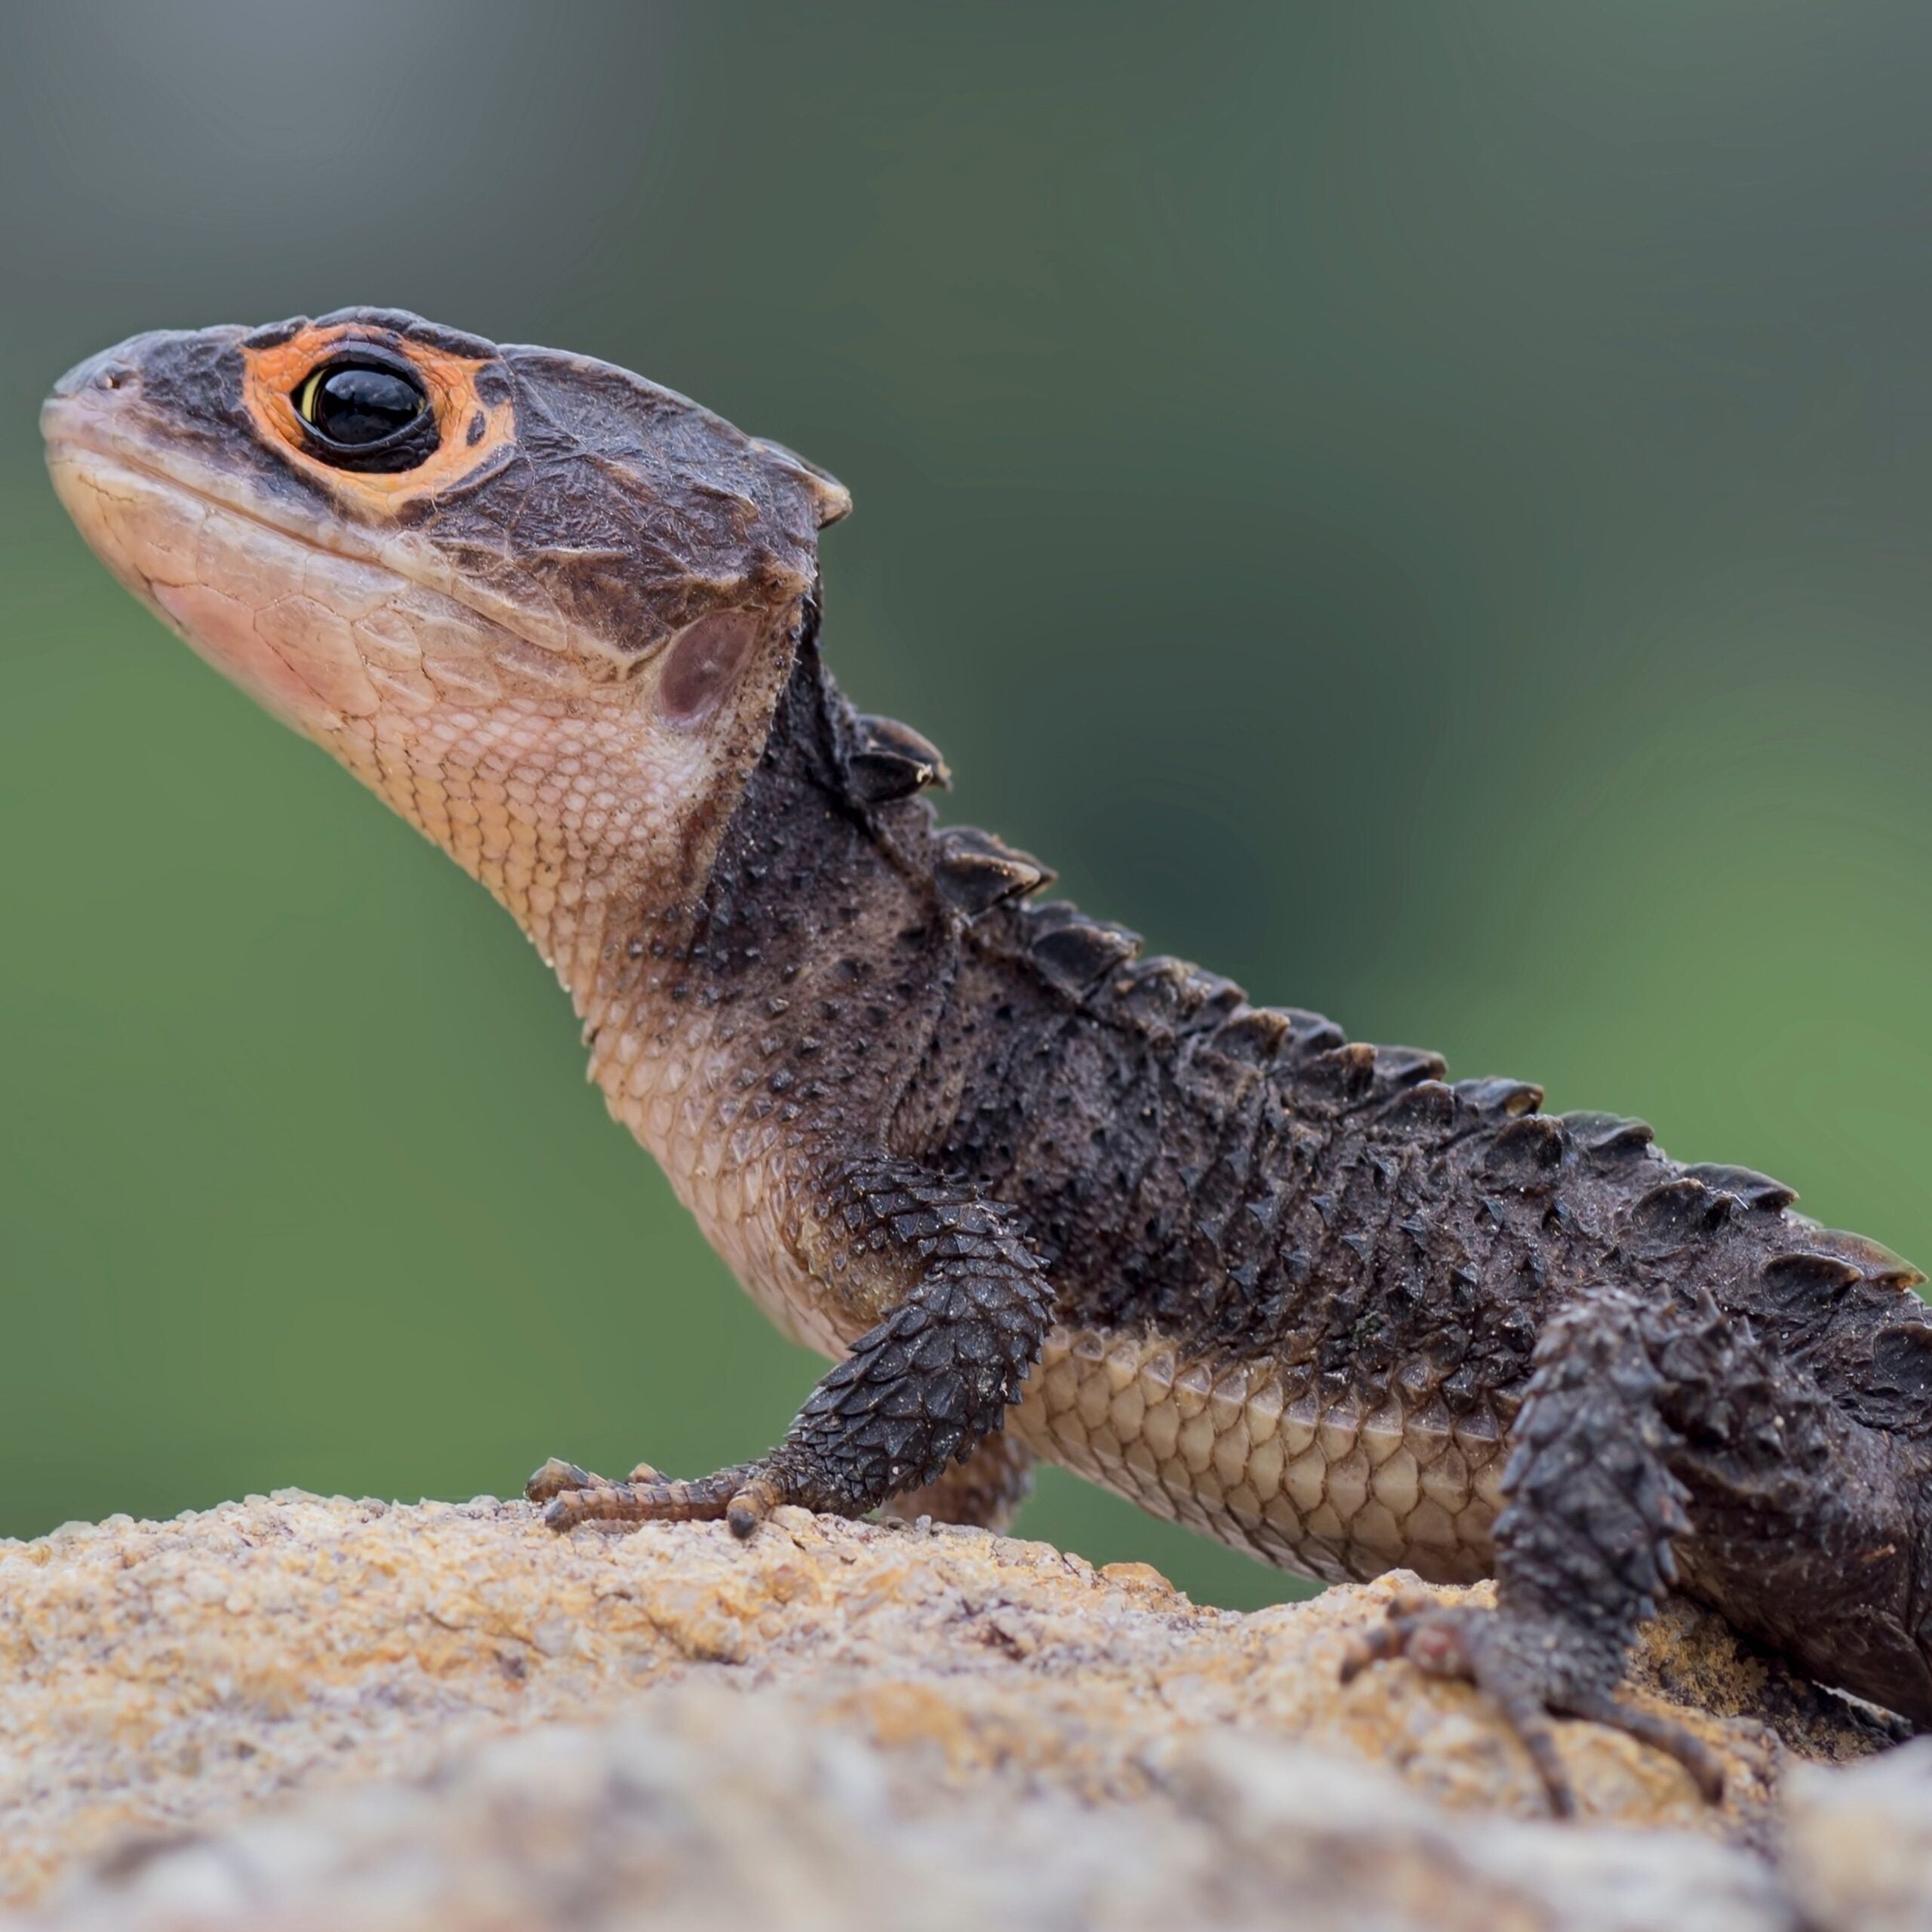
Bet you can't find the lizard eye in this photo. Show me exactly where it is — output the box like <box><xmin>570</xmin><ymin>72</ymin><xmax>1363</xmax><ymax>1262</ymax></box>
<box><xmin>291</xmin><ymin>355</ymin><xmax>437</xmax><ymax>471</ymax></box>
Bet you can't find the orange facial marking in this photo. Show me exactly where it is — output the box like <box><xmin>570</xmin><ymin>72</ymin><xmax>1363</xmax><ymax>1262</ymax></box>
<box><xmin>242</xmin><ymin>324</ymin><xmax>517</xmax><ymax>517</ymax></box>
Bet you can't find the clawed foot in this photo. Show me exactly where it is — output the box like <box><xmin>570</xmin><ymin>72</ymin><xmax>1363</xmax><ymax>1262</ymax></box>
<box><xmin>525</xmin><ymin>1454</ymin><xmax>780</xmax><ymax>1537</ymax></box>
<box><xmin>1340</xmin><ymin>1592</ymin><xmax>1726</xmax><ymax>1817</ymax></box>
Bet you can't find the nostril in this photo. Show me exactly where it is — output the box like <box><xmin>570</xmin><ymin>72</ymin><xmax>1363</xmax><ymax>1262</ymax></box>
<box><xmin>47</xmin><ymin>343</ymin><xmax>157</xmax><ymax>409</ymax></box>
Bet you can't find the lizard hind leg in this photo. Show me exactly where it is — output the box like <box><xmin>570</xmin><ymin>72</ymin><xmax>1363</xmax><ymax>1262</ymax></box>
<box><xmin>1339</xmin><ymin>1287</ymin><xmax>1727</xmax><ymax>1817</ymax></box>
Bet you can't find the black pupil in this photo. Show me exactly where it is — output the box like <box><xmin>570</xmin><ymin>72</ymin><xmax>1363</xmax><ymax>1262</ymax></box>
<box><xmin>306</xmin><ymin>365</ymin><xmax>424</xmax><ymax>445</ymax></box>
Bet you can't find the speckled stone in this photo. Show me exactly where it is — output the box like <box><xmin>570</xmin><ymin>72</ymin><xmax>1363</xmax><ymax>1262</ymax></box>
<box><xmin>0</xmin><ymin>1492</ymin><xmax>1912</xmax><ymax>1930</ymax></box>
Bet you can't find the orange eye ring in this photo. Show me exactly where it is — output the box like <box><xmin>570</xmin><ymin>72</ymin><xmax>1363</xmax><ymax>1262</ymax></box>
<box><xmin>242</xmin><ymin>324</ymin><xmax>516</xmax><ymax>515</ymax></box>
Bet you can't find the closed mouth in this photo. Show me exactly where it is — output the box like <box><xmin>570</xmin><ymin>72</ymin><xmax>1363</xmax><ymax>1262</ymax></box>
<box><xmin>42</xmin><ymin>406</ymin><xmax>557</xmax><ymax>669</ymax></box>
<box><xmin>44</xmin><ymin>407</ymin><xmax>384</xmax><ymax>575</ymax></box>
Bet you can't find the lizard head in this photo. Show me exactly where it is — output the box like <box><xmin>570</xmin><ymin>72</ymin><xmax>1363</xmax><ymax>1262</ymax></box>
<box><xmin>42</xmin><ymin>309</ymin><xmax>849</xmax><ymax>969</ymax></box>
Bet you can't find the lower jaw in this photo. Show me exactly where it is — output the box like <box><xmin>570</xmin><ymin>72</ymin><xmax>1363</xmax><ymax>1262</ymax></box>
<box><xmin>47</xmin><ymin>446</ymin><xmax>392</xmax><ymax>740</ymax></box>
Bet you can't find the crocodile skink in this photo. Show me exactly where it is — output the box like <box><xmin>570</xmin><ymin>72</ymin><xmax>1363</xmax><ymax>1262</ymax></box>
<box><xmin>44</xmin><ymin>310</ymin><xmax>1932</xmax><ymax>1812</ymax></box>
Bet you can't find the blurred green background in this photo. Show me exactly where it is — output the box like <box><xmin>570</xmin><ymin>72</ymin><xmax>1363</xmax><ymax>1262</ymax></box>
<box><xmin>5</xmin><ymin>3</ymin><xmax>1932</xmax><ymax>1609</ymax></box>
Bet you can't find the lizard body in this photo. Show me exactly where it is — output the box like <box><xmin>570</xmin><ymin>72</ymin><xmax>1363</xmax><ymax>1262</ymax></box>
<box><xmin>44</xmin><ymin>312</ymin><xmax>1932</xmax><ymax>1810</ymax></box>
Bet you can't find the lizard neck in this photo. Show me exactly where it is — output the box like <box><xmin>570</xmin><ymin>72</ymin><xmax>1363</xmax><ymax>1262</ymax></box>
<box><xmin>577</xmin><ymin>636</ymin><xmax>934</xmax><ymax>1162</ymax></box>
<box><xmin>324</xmin><ymin>610</ymin><xmax>808</xmax><ymax>1025</ymax></box>
<box><xmin>570</xmin><ymin>638</ymin><xmax>947</xmax><ymax>1346</ymax></box>
<box><xmin>346</xmin><ymin>691</ymin><xmax>691</xmax><ymax>997</ymax></box>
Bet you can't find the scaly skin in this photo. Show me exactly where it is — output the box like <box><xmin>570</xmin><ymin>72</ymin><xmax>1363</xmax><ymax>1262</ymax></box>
<box><xmin>43</xmin><ymin>310</ymin><xmax>1932</xmax><ymax>1815</ymax></box>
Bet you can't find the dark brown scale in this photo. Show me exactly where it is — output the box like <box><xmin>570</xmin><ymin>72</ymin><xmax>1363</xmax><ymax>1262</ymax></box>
<box><xmin>929</xmin><ymin>827</ymin><xmax>1051</xmax><ymax>918</ymax></box>
<box><xmin>1680</xmin><ymin>1163</ymin><xmax>1799</xmax><ymax>1213</ymax></box>
<box><xmin>842</xmin><ymin>713</ymin><xmax>950</xmax><ymax>804</ymax></box>
<box><xmin>1021</xmin><ymin>904</ymin><xmax>1142</xmax><ymax>992</ymax></box>
<box><xmin>1210</xmin><ymin>1006</ymin><xmax>1293</xmax><ymax>1062</ymax></box>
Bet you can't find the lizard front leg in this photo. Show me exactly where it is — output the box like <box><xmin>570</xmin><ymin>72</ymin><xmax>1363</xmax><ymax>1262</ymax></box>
<box><xmin>529</xmin><ymin>1158</ymin><xmax>1054</xmax><ymax>1537</ymax></box>
<box><xmin>530</xmin><ymin>1421</ymin><xmax>1038</xmax><ymax>1537</ymax></box>
<box><xmin>1341</xmin><ymin>1287</ymin><xmax>1728</xmax><ymax>1814</ymax></box>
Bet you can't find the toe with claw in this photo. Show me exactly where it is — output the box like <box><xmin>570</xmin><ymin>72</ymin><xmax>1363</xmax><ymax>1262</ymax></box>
<box><xmin>525</xmin><ymin>1454</ymin><xmax>767</xmax><ymax>1534</ymax></box>
<box><xmin>1340</xmin><ymin>1595</ymin><xmax>1724</xmax><ymax>1817</ymax></box>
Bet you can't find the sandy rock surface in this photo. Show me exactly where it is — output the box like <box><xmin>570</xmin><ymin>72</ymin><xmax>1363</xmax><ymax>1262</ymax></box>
<box><xmin>0</xmin><ymin>1491</ymin><xmax>1917</xmax><ymax>1930</ymax></box>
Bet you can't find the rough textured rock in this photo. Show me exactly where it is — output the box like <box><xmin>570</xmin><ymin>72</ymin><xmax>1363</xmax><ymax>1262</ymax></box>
<box><xmin>1784</xmin><ymin>1740</ymin><xmax>1932</xmax><ymax>1932</ymax></box>
<box><xmin>20</xmin><ymin>1690</ymin><xmax>1798</xmax><ymax>1932</ymax></box>
<box><xmin>0</xmin><ymin>1492</ymin><xmax>1918</xmax><ymax>1930</ymax></box>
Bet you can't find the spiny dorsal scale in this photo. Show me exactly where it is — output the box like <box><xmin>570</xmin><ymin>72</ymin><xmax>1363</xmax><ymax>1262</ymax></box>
<box><xmin>1680</xmin><ymin>1163</ymin><xmax>1798</xmax><ymax>1214</ymax></box>
<box><xmin>1809</xmin><ymin>1229</ymin><xmax>1927</xmax><ymax>1291</ymax></box>
<box><xmin>1373</xmin><ymin>1045</ymin><xmax>1450</xmax><ymax>1090</ymax></box>
<box><xmin>1384</xmin><ymin>1078</ymin><xmax>1457</xmax><ymax>1131</ymax></box>
<box><xmin>1456</xmin><ymin>1076</ymin><xmax>1545</xmax><ymax>1118</ymax></box>
<box><xmin>1107</xmin><ymin>956</ymin><xmax>1242</xmax><ymax>1032</ymax></box>
<box><xmin>1298</xmin><ymin>1041</ymin><xmax>1377</xmax><ymax>1102</ymax></box>
<box><xmin>1020</xmin><ymin>903</ymin><xmax>1143</xmax><ymax>993</ymax></box>
<box><xmin>1114</xmin><ymin>956</ymin><xmax>1196</xmax><ymax>1011</ymax></box>
<box><xmin>1180</xmin><ymin>973</ymin><xmax>1248</xmax><ymax>1033</ymax></box>
<box><xmin>1761</xmin><ymin>1251</ymin><xmax>1866</xmax><ymax>1306</ymax></box>
<box><xmin>1561</xmin><ymin>1111</ymin><xmax>1657</xmax><ymax>1158</ymax></box>
<box><xmin>1486</xmin><ymin>1112</ymin><xmax>1568</xmax><ymax>1180</ymax></box>
<box><xmin>931</xmin><ymin>827</ymin><xmax>1051</xmax><ymax>919</ymax></box>
<box><xmin>845</xmin><ymin>714</ymin><xmax>951</xmax><ymax>804</ymax></box>
<box><xmin>1211</xmin><ymin>1008</ymin><xmax>1293</xmax><ymax>1061</ymax></box>
<box><xmin>1277</xmin><ymin>1009</ymin><xmax>1346</xmax><ymax>1057</ymax></box>
<box><xmin>1628</xmin><ymin>1177</ymin><xmax>1730</xmax><ymax>1248</ymax></box>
